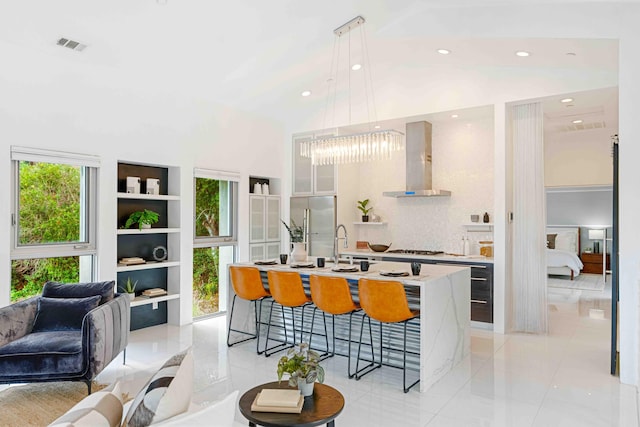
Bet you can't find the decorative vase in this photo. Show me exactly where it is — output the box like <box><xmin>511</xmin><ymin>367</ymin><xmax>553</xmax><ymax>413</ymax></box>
<box><xmin>141</xmin><ymin>223</ymin><xmax>151</xmax><ymax>229</ymax></box>
<box><xmin>297</xmin><ymin>381</ymin><xmax>314</xmax><ymax>397</ymax></box>
<box><xmin>128</xmin><ymin>293</ymin><xmax>135</xmax><ymax>301</ymax></box>
<box><xmin>291</xmin><ymin>242</ymin><xmax>307</xmax><ymax>262</ymax></box>
<box><xmin>362</xmin><ymin>215</ymin><xmax>369</xmax><ymax>222</ymax></box>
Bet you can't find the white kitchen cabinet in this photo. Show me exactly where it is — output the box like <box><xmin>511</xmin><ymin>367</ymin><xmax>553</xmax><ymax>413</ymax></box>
<box><xmin>249</xmin><ymin>195</ymin><xmax>265</xmax><ymax>243</ymax></box>
<box><xmin>292</xmin><ymin>134</ymin><xmax>336</xmax><ymax>195</ymax></box>
<box><xmin>249</xmin><ymin>194</ymin><xmax>281</xmax><ymax>260</ymax></box>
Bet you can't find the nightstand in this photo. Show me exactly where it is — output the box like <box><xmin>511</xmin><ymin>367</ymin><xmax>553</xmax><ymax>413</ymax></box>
<box><xmin>580</xmin><ymin>252</ymin><xmax>610</xmax><ymax>274</ymax></box>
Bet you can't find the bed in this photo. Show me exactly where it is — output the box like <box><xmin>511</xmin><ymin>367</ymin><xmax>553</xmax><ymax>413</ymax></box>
<box><xmin>546</xmin><ymin>226</ymin><xmax>584</xmax><ymax>280</ymax></box>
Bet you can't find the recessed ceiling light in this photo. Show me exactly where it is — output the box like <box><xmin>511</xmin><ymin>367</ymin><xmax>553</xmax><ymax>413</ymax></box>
<box><xmin>572</xmin><ymin>119</ymin><xmax>583</xmax><ymax>124</ymax></box>
<box><xmin>301</xmin><ymin>90</ymin><xmax>312</xmax><ymax>97</ymax></box>
<box><xmin>437</xmin><ymin>49</ymin><xmax>450</xmax><ymax>55</ymax></box>
<box><xmin>351</xmin><ymin>64</ymin><xmax>362</xmax><ymax>71</ymax></box>
<box><xmin>560</xmin><ymin>98</ymin><xmax>573</xmax><ymax>103</ymax></box>
<box><xmin>515</xmin><ymin>51</ymin><xmax>530</xmax><ymax>57</ymax></box>
<box><xmin>451</xmin><ymin>114</ymin><xmax>458</xmax><ymax>118</ymax></box>
<box><xmin>374</xmin><ymin>125</ymin><xmax>380</xmax><ymax>129</ymax></box>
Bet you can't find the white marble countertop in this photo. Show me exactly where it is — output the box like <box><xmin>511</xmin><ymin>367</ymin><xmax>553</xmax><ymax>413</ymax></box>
<box><xmin>233</xmin><ymin>259</ymin><xmax>468</xmax><ymax>285</ymax></box>
<box><xmin>339</xmin><ymin>249</ymin><xmax>494</xmax><ymax>264</ymax></box>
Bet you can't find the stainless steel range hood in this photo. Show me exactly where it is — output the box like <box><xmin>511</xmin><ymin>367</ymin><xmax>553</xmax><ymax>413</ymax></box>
<box><xmin>383</xmin><ymin>121</ymin><xmax>451</xmax><ymax>197</ymax></box>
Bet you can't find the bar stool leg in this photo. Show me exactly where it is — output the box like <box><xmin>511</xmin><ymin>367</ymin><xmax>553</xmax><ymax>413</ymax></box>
<box><xmin>263</xmin><ymin>300</ymin><xmax>293</xmax><ymax>357</ymax></box>
<box><xmin>227</xmin><ymin>295</ymin><xmax>262</xmax><ymax>349</ymax></box>
<box><xmin>308</xmin><ymin>307</ymin><xmax>331</xmax><ymax>360</ymax></box>
<box><xmin>355</xmin><ymin>315</ymin><xmax>380</xmax><ymax>380</ymax></box>
<box><xmin>403</xmin><ymin>319</ymin><xmax>420</xmax><ymax>393</ymax></box>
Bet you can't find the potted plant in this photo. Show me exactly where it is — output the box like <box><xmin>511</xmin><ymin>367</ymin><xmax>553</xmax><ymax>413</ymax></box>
<box><xmin>281</xmin><ymin>219</ymin><xmax>307</xmax><ymax>262</ymax></box>
<box><xmin>125</xmin><ymin>209</ymin><xmax>159</xmax><ymax>230</ymax></box>
<box><xmin>277</xmin><ymin>343</ymin><xmax>325</xmax><ymax>397</ymax></box>
<box><xmin>119</xmin><ymin>277</ymin><xmax>137</xmax><ymax>301</ymax></box>
<box><xmin>357</xmin><ymin>199</ymin><xmax>372</xmax><ymax>222</ymax></box>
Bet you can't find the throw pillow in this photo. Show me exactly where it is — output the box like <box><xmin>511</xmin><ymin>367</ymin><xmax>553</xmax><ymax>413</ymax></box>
<box><xmin>49</xmin><ymin>382</ymin><xmax>123</xmax><ymax>427</ymax></box>
<box><xmin>123</xmin><ymin>347</ymin><xmax>193</xmax><ymax>427</ymax></box>
<box><xmin>547</xmin><ymin>233</ymin><xmax>557</xmax><ymax>249</ymax></box>
<box><xmin>42</xmin><ymin>281</ymin><xmax>116</xmax><ymax>303</ymax></box>
<box><xmin>32</xmin><ymin>295</ymin><xmax>101</xmax><ymax>332</ymax></box>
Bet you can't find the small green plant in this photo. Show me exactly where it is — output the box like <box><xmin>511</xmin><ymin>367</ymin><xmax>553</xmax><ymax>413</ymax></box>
<box><xmin>124</xmin><ymin>209</ymin><xmax>159</xmax><ymax>230</ymax></box>
<box><xmin>281</xmin><ymin>219</ymin><xmax>304</xmax><ymax>243</ymax></box>
<box><xmin>277</xmin><ymin>343</ymin><xmax>325</xmax><ymax>386</ymax></box>
<box><xmin>119</xmin><ymin>277</ymin><xmax>137</xmax><ymax>294</ymax></box>
<box><xmin>357</xmin><ymin>199</ymin><xmax>372</xmax><ymax>216</ymax></box>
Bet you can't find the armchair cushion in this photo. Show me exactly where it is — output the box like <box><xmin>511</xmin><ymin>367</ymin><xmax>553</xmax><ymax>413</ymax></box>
<box><xmin>0</xmin><ymin>331</ymin><xmax>83</xmax><ymax>378</ymax></box>
<box><xmin>32</xmin><ymin>296</ymin><xmax>101</xmax><ymax>332</ymax></box>
<box><xmin>42</xmin><ymin>281</ymin><xmax>115</xmax><ymax>304</ymax></box>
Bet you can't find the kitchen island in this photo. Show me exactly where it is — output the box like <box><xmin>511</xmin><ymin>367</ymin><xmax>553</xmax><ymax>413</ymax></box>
<box><xmin>227</xmin><ymin>260</ymin><xmax>470</xmax><ymax>392</ymax></box>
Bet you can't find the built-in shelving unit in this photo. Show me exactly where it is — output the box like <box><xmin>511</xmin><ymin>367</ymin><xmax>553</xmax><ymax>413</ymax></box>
<box><xmin>116</xmin><ymin>162</ymin><xmax>181</xmax><ymax>331</ymax></box>
<box><xmin>353</xmin><ymin>222</ymin><xmax>387</xmax><ymax>226</ymax></box>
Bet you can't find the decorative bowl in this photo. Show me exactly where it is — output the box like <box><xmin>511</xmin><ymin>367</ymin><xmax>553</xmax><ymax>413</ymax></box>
<box><xmin>368</xmin><ymin>243</ymin><xmax>391</xmax><ymax>252</ymax></box>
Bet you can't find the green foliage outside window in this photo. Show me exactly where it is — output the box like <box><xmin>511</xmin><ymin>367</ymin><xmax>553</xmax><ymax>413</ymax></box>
<box><xmin>193</xmin><ymin>177</ymin><xmax>222</xmax><ymax>316</ymax></box>
<box><xmin>11</xmin><ymin>162</ymin><xmax>82</xmax><ymax>301</ymax></box>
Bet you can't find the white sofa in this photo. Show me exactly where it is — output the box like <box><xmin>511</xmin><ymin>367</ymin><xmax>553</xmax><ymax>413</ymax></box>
<box><xmin>49</xmin><ymin>348</ymin><xmax>246</xmax><ymax>427</ymax></box>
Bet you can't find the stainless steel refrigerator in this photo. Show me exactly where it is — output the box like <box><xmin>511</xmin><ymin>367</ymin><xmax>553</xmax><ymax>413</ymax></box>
<box><xmin>290</xmin><ymin>196</ymin><xmax>336</xmax><ymax>258</ymax></box>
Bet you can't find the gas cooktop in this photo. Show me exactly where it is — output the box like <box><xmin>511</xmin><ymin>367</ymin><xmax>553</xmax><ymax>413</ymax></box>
<box><xmin>387</xmin><ymin>249</ymin><xmax>444</xmax><ymax>255</ymax></box>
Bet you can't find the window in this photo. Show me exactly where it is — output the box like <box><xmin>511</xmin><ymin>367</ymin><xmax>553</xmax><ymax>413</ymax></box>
<box><xmin>10</xmin><ymin>147</ymin><xmax>99</xmax><ymax>302</ymax></box>
<box><xmin>193</xmin><ymin>169</ymin><xmax>239</xmax><ymax>318</ymax></box>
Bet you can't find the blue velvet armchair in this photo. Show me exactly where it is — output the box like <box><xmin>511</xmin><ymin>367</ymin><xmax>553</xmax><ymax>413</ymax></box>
<box><xmin>0</xmin><ymin>281</ymin><xmax>130</xmax><ymax>393</ymax></box>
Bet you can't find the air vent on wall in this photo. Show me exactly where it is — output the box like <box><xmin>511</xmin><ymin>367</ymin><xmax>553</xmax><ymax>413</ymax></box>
<box><xmin>56</xmin><ymin>37</ymin><xmax>87</xmax><ymax>52</ymax></box>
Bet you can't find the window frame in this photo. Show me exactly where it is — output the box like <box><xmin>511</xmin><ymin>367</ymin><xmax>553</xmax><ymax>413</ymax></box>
<box><xmin>10</xmin><ymin>146</ymin><xmax>99</xmax><ymax>261</ymax></box>
<box><xmin>193</xmin><ymin>169</ymin><xmax>239</xmax><ymax>247</ymax></box>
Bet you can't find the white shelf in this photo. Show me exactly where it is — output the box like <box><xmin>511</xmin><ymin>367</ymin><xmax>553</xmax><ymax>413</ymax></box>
<box><xmin>116</xmin><ymin>260</ymin><xmax>180</xmax><ymax>272</ymax></box>
<box><xmin>117</xmin><ymin>192</ymin><xmax>180</xmax><ymax>201</ymax></box>
<box><xmin>130</xmin><ymin>293</ymin><xmax>180</xmax><ymax>308</ymax></box>
<box><xmin>353</xmin><ymin>222</ymin><xmax>387</xmax><ymax>225</ymax></box>
<box><xmin>117</xmin><ymin>227</ymin><xmax>180</xmax><ymax>235</ymax></box>
<box><xmin>463</xmin><ymin>223</ymin><xmax>493</xmax><ymax>231</ymax></box>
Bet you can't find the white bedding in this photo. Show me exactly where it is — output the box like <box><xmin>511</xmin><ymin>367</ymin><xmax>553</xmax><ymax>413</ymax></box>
<box><xmin>547</xmin><ymin>248</ymin><xmax>583</xmax><ymax>275</ymax></box>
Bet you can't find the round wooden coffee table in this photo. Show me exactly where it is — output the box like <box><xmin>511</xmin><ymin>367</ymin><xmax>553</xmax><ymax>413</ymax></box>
<box><xmin>238</xmin><ymin>381</ymin><xmax>345</xmax><ymax>427</ymax></box>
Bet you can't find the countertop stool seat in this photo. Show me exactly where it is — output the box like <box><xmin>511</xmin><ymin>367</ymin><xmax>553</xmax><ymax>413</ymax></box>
<box><xmin>355</xmin><ymin>278</ymin><xmax>421</xmax><ymax>393</ymax></box>
<box><xmin>308</xmin><ymin>275</ymin><xmax>366</xmax><ymax>378</ymax></box>
<box><xmin>228</xmin><ymin>266</ymin><xmax>272</xmax><ymax>354</ymax></box>
<box><xmin>264</xmin><ymin>270</ymin><xmax>312</xmax><ymax>357</ymax></box>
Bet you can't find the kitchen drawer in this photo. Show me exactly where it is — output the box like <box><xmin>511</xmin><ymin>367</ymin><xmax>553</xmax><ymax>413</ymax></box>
<box><xmin>471</xmin><ymin>301</ymin><xmax>493</xmax><ymax>323</ymax></box>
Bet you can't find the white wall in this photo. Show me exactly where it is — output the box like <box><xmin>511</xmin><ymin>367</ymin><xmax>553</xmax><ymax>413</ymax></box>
<box><xmin>337</xmin><ymin>113</ymin><xmax>494</xmax><ymax>255</ymax></box>
<box><xmin>545</xmin><ymin>127</ymin><xmax>614</xmax><ymax>187</ymax></box>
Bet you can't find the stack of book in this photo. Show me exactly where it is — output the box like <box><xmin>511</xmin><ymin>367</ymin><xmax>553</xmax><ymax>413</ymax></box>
<box><xmin>119</xmin><ymin>257</ymin><xmax>146</xmax><ymax>265</ymax></box>
<box><xmin>251</xmin><ymin>389</ymin><xmax>304</xmax><ymax>413</ymax></box>
<box><xmin>141</xmin><ymin>288</ymin><xmax>168</xmax><ymax>298</ymax></box>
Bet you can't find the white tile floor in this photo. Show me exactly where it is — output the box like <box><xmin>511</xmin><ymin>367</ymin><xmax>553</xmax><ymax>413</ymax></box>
<box><xmin>98</xmin><ymin>274</ymin><xmax>638</xmax><ymax>426</ymax></box>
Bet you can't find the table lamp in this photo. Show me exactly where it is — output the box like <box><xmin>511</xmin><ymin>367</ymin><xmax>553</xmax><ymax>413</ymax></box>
<box><xmin>588</xmin><ymin>229</ymin><xmax>605</xmax><ymax>253</ymax></box>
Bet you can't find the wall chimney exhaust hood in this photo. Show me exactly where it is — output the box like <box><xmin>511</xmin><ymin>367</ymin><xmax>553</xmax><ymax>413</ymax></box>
<box><xmin>383</xmin><ymin>121</ymin><xmax>451</xmax><ymax>198</ymax></box>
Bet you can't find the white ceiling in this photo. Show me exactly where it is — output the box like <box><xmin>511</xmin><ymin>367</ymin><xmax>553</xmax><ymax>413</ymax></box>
<box><xmin>0</xmin><ymin>0</ymin><xmax>620</xmax><ymax>133</ymax></box>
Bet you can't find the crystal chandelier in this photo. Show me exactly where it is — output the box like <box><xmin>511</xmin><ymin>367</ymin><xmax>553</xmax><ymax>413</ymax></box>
<box><xmin>301</xmin><ymin>16</ymin><xmax>404</xmax><ymax>166</ymax></box>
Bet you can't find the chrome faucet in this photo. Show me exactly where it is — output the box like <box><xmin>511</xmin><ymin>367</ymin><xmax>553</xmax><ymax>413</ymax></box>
<box><xmin>334</xmin><ymin>224</ymin><xmax>348</xmax><ymax>265</ymax></box>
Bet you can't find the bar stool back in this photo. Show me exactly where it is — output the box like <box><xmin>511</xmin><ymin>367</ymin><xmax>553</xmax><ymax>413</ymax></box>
<box><xmin>356</xmin><ymin>278</ymin><xmax>420</xmax><ymax>392</ymax></box>
<box><xmin>309</xmin><ymin>275</ymin><xmax>363</xmax><ymax>377</ymax></box>
<box><xmin>228</xmin><ymin>266</ymin><xmax>271</xmax><ymax>354</ymax></box>
<box><xmin>264</xmin><ymin>270</ymin><xmax>312</xmax><ymax>357</ymax></box>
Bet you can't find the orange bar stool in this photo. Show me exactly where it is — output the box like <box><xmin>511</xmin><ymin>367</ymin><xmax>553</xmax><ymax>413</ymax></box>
<box><xmin>264</xmin><ymin>270</ymin><xmax>313</xmax><ymax>357</ymax></box>
<box><xmin>309</xmin><ymin>275</ymin><xmax>366</xmax><ymax>378</ymax></box>
<box><xmin>356</xmin><ymin>278</ymin><xmax>420</xmax><ymax>393</ymax></box>
<box><xmin>227</xmin><ymin>266</ymin><xmax>271</xmax><ymax>354</ymax></box>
